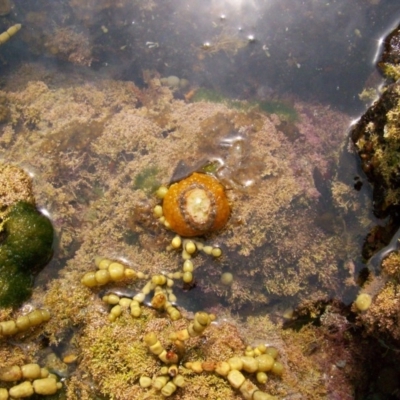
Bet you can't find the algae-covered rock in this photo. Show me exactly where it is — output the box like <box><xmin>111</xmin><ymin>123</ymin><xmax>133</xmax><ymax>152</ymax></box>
<box><xmin>351</xmin><ymin>22</ymin><xmax>400</xmax><ymax>347</ymax></box>
<box><xmin>351</xmin><ymin>22</ymin><xmax>400</xmax><ymax>218</ymax></box>
<box><xmin>0</xmin><ymin>201</ymin><xmax>54</xmax><ymax>307</ymax></box>
<box><xmin>351</xmin><ymin>81</ymin><xmax>400</xmax><ymax>217</ymax></box>
<box><xmin>378</xmin><ymin>22</ymin><xmax>400</xmax><ymax>81</ymax></box>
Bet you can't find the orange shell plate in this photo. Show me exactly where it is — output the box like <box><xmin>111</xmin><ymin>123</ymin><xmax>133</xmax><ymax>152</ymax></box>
<box><xmin>162</xmin><ymin>172</ymin><xmax>230</xmax><ymax>237</ymax></box>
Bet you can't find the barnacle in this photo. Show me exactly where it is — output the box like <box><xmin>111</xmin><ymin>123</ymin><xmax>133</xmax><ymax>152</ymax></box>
<box><xmin>161</xmin><ymin>172</ymin><xmax>230</xmax><ymax>237</ymax></box>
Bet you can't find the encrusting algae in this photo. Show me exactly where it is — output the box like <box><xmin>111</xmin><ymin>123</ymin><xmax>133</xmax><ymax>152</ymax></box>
<box><xmin>0</xmin><ymin>63</ymin><xmax>374</xmax><ymax>399</ymax></box>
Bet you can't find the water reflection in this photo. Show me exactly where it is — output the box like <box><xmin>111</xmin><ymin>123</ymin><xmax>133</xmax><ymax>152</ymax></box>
<box><xmin>0</xmin><ymin>0</ymin><xmax>399</xmax><ymax>399</ymax></box>
<box><xmin>0</xmin><ymin>0</ymin><xmax>397</xmax><ymax>112</ymax></box>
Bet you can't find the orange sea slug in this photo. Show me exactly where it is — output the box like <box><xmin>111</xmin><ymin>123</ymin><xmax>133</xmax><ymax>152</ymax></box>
<box><xmin>162</xmin><ymin>172</ymin><xmax>230</xmax><ymax>237</ymax></box>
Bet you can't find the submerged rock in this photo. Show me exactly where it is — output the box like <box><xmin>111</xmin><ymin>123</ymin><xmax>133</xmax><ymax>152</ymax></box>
<box><xmin>351</xmin><ymin>22</ymin><xmax>400</xmax><ymax>351</ymax></box>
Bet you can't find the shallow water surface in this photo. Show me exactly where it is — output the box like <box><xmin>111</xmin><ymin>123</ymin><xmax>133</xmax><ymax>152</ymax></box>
<box><xmin>0</xmin><ymin>1</ymin><xmax>399</xmax><ymax>399</ymax></box>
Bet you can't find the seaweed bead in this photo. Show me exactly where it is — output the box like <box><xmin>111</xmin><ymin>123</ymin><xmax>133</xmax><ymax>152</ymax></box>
<box><xmin>162</xmin><ymin>173</ymin><xmax>230</xmax><ymax>237</ymax></box>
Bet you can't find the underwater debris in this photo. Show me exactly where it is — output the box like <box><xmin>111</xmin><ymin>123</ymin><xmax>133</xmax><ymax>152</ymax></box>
<box><xmin>198</xmin><ymin>26</ymin><xmax>247</xmax><ymax>56</ymax></box>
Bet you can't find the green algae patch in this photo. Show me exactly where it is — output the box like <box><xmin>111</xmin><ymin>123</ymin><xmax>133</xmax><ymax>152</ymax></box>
<box><xmin>0</xmin><ymin>201</ymin><xmax>54</xmax><ymax>307</ymax></box>
<box><xmin>191</xmin><ymin>88</ymin><xmax>228</xmax><ymax>104</ymax></box>
<box><xmin>191</xmin><ymin>88</ymin><xmax>298</xmax><ymax>122</ymax></box>
<box><xmin>133</xmin><ymin>166</ymin><xmax>160</xmax><ymax>194</ymax></box>
<box><xmin>257</xmin><ymin>100</ymin><xmax>298</xmax><ymax>122</ymax></box>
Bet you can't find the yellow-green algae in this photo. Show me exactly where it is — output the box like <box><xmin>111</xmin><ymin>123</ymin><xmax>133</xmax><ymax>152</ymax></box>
<box><xmin>81</xmin><ymin>312</ymin><xmax>158</xmax><ymax>398</ymax></box>
<box><xmin>380</xmin><ymin>63</ymin><xmax>400</xmax><ymax>82</ymax></box>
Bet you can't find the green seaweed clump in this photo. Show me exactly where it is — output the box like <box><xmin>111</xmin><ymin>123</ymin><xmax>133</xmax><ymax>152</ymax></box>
<box><xmin>0</xmin><ymin>201</ymin><xmax>54</xmax><ymax>307</ymax></box>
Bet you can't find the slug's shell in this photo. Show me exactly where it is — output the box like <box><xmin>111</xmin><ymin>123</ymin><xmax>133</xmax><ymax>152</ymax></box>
<box><xmin>162</xmin><ymin>172</ymin><xmax>230</xmax><ymax>237</ymax></box>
